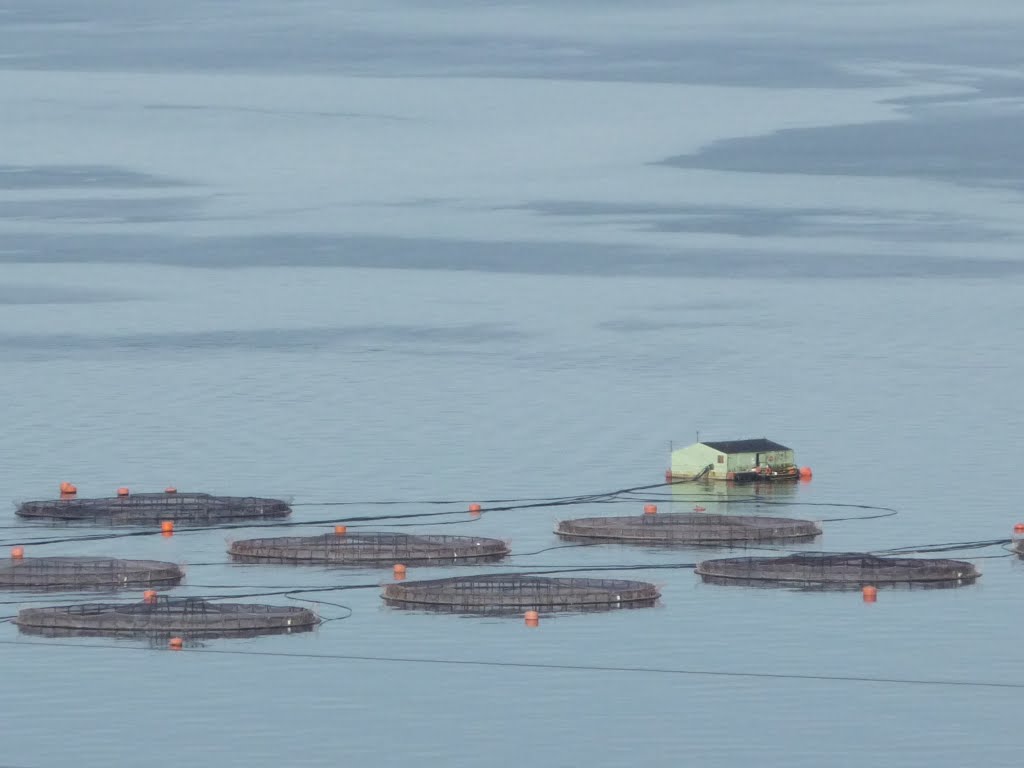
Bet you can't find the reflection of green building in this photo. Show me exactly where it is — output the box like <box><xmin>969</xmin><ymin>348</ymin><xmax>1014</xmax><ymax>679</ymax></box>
<box><xmin>669</xmin><ymin>476</ymin><xmax>799</xmax><ymax>505</ymax></box>
<box><xmin>669</xmin><ymin>438</ymin><xmax>798</xmax><ymax>481</ymax></box>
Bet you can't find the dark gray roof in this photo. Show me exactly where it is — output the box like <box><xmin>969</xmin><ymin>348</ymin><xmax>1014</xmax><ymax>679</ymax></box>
<box><xmin>701</xmin><ymin>439</ymin><xmax>791</xmax><ymax>454</ymax></box>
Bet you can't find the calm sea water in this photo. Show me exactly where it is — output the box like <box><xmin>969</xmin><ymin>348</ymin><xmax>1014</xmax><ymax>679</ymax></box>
<box><xmin>2</xmin><ymin>3</ymin><xmax>1023</xmax><ymax>767</ymax></box>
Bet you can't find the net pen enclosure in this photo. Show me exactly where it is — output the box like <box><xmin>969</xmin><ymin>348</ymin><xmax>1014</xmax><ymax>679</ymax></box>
<box><xmin>382</xmin><ymin>574</ymin><xmax>661</xmax><ymax>616</ymax></box>
<box><xmin>555</xmin><ymin>512</ymin><xmax>821</xmax><ymax>545</ymax></box>
<box><xmin>695</xmin><ymin>552</ymin><xmax>980</xmax><ymax>590</ymax></box>
<box><xmin>228</xmin><ymin>531</ymin><xmax>511</xmax><ymax>565</ymax></box>
<box><xmin>0</xmin><ymin>556</ymin><xmax>184</xmax><ymax>590</ymax></box>
<box><xmin>16</xmin><ymin>491</ymin><xmax>292</xmax><ymax>525</ymax></box>
<box><xmin>13</xmin><ymin>596</ymin><xmax>319</xmax><ymax>639</ymax></box>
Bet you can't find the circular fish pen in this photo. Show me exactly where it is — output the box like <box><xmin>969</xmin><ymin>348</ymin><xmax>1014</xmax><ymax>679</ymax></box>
<box><xmin>695</xmin><ymin>552</ymin><xmax>980</xmax><ymax>589</ymax></box>
<box><xmin>382</xmin><ymin>574</ymin><xmax>661</xmax><ymax>615</ymax></box>
<box><xmin>555</xmin><ymin>512</ymin><xmax>821</xmax><ymax>544</ymax></box>
<box><xmin>0</xmin><ymin>556</ymin><xmax>184</xmax><ymax>590</ymax></box>
<box><xmin>228</xmin><ymin>531</ymin><xmax>510</xmax><ymax>565</ymax></box>
<box><xmin>14</xmin><ymin>596</ymin><xmax>318</xmax><ymax>639</ymax></box>
<box><xmin>16</xmin><ymin>492</ymin><xmax>291</xmax><ymax>525</ymax></box>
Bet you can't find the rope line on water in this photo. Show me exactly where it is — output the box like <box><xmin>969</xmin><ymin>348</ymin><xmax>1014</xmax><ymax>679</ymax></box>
<box><xmin>0</xmin><ymin>638</ymin><xmax>1019</xmax><ymax>691</ymax></box>
<box><xmin>0</xmin><ymin>474</ymin><xmax>902</xmax><ymax>548</ymax></box>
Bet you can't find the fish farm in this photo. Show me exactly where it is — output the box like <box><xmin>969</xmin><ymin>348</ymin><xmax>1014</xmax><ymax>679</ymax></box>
<box><xmin>0</xmin><ymin>556</ymin><xmax>184</xmax><ymax>590</ymax></box>
<box><xmin>555</xmin><ymin>512</ymin><xmax>822</xmax><ymax>544</ymax></box>
<box><xmin>694</xmin><ymin>552</ymin><xmax>980</xmax><ymax>588</ymax></box>
<box><xmin>15</xmin><ymin>491</ymin><xmax>292</xmax><ymax>525</ymax></box>
<box><xmin>381</xmin><ymin>574</ymin><xmax>661</xmax><ymax>615</ymax></box>
<box><xmin>228</xmin><ymin>531</ymin><xmax>510</xmax><ymax>565</ymax></box>
<box><xmin>14</xmin><ymin>596</ymin><xmax>318</xmax><ymax>638</ymax></box>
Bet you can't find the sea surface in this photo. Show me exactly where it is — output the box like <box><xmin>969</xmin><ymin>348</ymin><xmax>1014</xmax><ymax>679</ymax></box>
<box><xmin>1</xmin><ymin>2</ymin><xmax>1023</xmax><ymax>767</ymax></box>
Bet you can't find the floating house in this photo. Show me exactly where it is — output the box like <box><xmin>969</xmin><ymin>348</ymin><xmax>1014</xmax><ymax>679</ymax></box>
<box><xmin>668</xmin><ymin>438</ymin><xmax>807</xmax><ymax>482</ymax></box>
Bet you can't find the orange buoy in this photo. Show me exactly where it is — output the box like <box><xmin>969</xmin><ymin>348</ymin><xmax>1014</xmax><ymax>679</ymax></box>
<box><xmin>862</xmin><ymin>585</ymin><xmax>878</xmax><ymax>602</ymax></box>
<box><xmin>393</xmin><ymin>563</ymin><xmax>407</xmax><ymax>579</ymax></box>
<box><xmin>468</xmin><ymin>503</ymin><xmax>482</xmax><ymax>513</ymax></box>
<box><xmin>1014</xmin><ymin>523</ymin><xmax>1024</xmax><ymax>535</ymax></box>
<box><xmin>799</xmin><ymin>466</ymin><xmax>813</xmax><ymax>480</ymax></box>
<box><xmin>161</xmin><ymin>520</ymin><xmax>174</xmax><ymax>534</ymax></box>
<box><xmin>168</xmin><ymin>637</ymin><xmax>184</xmax><ymax>650</ymax></box>
<box><xmin>143</xmin><ymin>590</ymin><xmax>158</xmax><ymax>604</ymax></box>
<box><xmin>164</xmin><ymin>487</ymin><xmax>177</xmax><ymax>494</ymax></box>
<box><xmin>117</xmin><ymin>487</ymin><xmax>130</xmax><ymax>497</ymax></box>
<box><xmin>11</xmin><ymin>546</ymin><xmax>25</xmax><ymax>559</ymax></box>
<box><xmin>643</xmin><ymin>504</ymin><xmax>657</xmax><ymax>515</ymax></box>
<box><xmin>334</xmin><ymin>525</ymin><xmax>347</xmax><ymax>535</ymax></box>
<box><xmin>524</xmin><ymin>610</ymin><xmax>539</xmax><ymax>627</ymax></box>
<box><xmin>59</xmin><ymin>481</ymin><xmax>77</xmax><ymax>496</ymax></box>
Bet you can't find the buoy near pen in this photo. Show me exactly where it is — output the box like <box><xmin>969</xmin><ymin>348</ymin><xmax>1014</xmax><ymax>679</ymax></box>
<box><xmin>643</xmin><ymin>504</ymin><xmax>657</xmax><ymax>515</ymax></box>
<box><xmin>524</xmin><ymin>610</ymin><xmax>539</xmax><ymax>627</ymax></box>
<box><xmin>168</xmin><ymin>637</ymin><xmax>183</xmax><ymax>650</ymax></box>
<box><xmin>862</xmin><ymin>585</ymin><xmax>878</xmax><ymax>603</ymax></box>
<box><xmin>1014</xmin><ymin>523</ymin><xmax>1024</xmax><ymax>535</ymax></box>
<box><xmin>11</xmin><ymin>546</ymin><xmax>25</xmax><ymax>559</ymax></box>
<box><xmin>799</xmin><ymin>467</ymin><xmax>813</xmax><ymax>481</ymax></box>
<box><xmin>164</xmin><ymin>487</ymin><xmax>177</xmax><ymax>494</ymax></box>
<box><xmin>468</xmin><ymin>503</ymin><xmax>482</xmax><ymax>515</ymax></box>
<box><xmin>117</xmin><ymin>487</ymin><xmax>130</xmax><ymax>497</ymax></box>
<box><xmin>143</xmin><ymin>590</ymin><xmax>158</xmax><ymax>604</ymax></box>
<box><xmin>59</xmin><ymin>482</ymin><xmax>77</xmax><ymax>496</ymax></box>
<box><xmin>393</xmin><ymin>563</ymin><xmax>407</xmax><ymax>580</ymax></box>
<box><xmin>334</xmin><ymin>525</ymin><xmax>347</xmax><ymax>535</ymax></box>
<box><xmin>161</xmin><ymin>520</ymin><xmax>174</xmax><ymax>535</ymax></box>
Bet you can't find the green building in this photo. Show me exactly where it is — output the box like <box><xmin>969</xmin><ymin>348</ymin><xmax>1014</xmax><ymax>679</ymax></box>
<box><xmin>669</xmin><ymin>438</ymin><xmax>798</xmax><ymax>482</ymax></box>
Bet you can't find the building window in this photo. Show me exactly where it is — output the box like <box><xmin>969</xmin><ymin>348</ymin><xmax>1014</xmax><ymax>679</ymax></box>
<box><xmin>717</xmin><ymin>455</ymin><xmax>725</xmax><ymax>464</ymax></box>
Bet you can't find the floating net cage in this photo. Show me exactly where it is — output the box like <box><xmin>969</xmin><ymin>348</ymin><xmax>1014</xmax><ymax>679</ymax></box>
<box><xmin>228</xmin><ymin>532</ymin><xmax>510</xmax><ymax>565</ymax></box>
<box><xmin>14</xmin><ymin>596</ymin><xmax>318</xmax><ymax>639</ymax></box>
<box><xmin>555</xmin><ymin>512</ymin><xmax>821</xmax><ymax>544</ymax></box>
<box><xmin>0</xmin><ymin>556</ymin><xmax>184</xmax><ymax>590</ymax></box>
<box><xmin>695</xmin><ymin>552</ymin><xmax>980</xmax><ymax>590</ymax></box>
<box><xmin>15</xmin><ymin>492</ymin><xmax>291</xmax><ymax>525</ymax></box>
<box><xmin>382</xmin><ymin>574</ymin><xmax>661</xmax><ymax>615</ymax></box>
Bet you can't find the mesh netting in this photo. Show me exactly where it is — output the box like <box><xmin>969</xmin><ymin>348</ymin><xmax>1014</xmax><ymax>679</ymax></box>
<box><xmin>556</xmin><ymin>512</ymin><xmax>821</xmax><ymax>543</ymax></box>
<box><xmin>382</xmin><ymin>574</ymin><xmax>660</xmax><ymax>614</ymax></box>
<box><xmin>228</xmin><ymin>532</ymin><xmax>510</xmax><ymax>565</ymax></box>
<box><xmin>695</xmin><ymin>552</ymin><xmax>979</xmax><ymax>588</ymax></box>
<box><xmin>16</xmin><ymin>492</ymin><xmax>291</xmax><ymax>525</ymax></box>
<box><xmin>14</xmin><ymin>596</ymin><xmax>318</xmax><ymax>637</ymax></box>
<box><xmin>0</xmin><ymin>556</ymin><xmax>184</xmax><ymax>589</ymax></box>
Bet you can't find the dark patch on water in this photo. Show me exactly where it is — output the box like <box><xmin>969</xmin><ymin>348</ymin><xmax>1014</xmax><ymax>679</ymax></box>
<box><xmin>659</xmin><ymin>112</ymin><xmax>1024</xmax><ymax>190</ymax></box>
<box><xmin>513</xmin><ymin>201</ymin><xmax>1013</xmax><ymax>242</ymax></box>
<box><xmin>0</xmin><ymin>284</ymin><xmax>135</xmax><ymax>305</ymax></box>
<box><xmin>597</xmin><ymin>318</ymin><xmax>754</xmax><ymax>334</ymax></box>
<box><xmin>0</xmin><ymin>323</ymin><xmax>529</xmax><ymax>361</ymax></box>
<box><xmin>0</xmin><ymin>196</ymin><xmax>206</xmax><ymax>224</ymax></box>
<box><xmin>2</xmin><ymin>231</ymin><xmax>1023</xmax><ymax>279</ymax></box>
<box><xmin>0</xmin><ymin>165</ymin><xmax>190</xmax><ymax>191</ymax></box>
<box><xmin>139</xmin><ymin>103</ymin><xmax>406</xmax><ymax>122</ymax></box>
<box><xmin>8</xmin><ymin>1</ymin><xmax>1019</xmax><ymax>88</ymax></box>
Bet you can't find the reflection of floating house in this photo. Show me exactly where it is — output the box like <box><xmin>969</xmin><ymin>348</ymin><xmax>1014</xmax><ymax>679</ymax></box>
<box><xmin>668</xmin><ymin>438</ymin><xmax>807</xmax><ymax>482</ymax></box>
<box><xmin>668</xmin><ymin>474</ymin><xmax>800</xmax><ymax>502</ymax></box>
